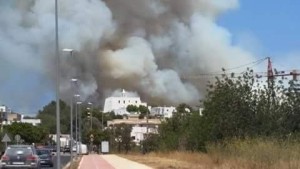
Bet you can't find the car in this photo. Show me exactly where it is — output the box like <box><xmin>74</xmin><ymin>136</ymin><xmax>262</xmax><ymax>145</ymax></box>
<box><xmin>72</xmin><ymin>145</ymin><xmax>77</xmax><ymax>152</ymax></box>
<box><xmin>0</xmin><ymin>144</ymin><xmax>40</xmax><ymax>169</ymax></box>
<box><xmin>62</xmin><ymin>145</ymin><xmax>70</xmax><ymax>153</ymax></box>
<box><xmin>44</xmin><ymin>145</ymin><xmax>56</xmax><ymax>153</ymax></box>
<box><xmin>36</xmin><ymin>148</ymin><xmax>54</xmax><ymax>167</ymax></box>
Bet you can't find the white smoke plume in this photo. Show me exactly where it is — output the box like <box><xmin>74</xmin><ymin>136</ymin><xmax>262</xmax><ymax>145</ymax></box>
<box><xmin>0</xmin><ymin>0</ymin><xmax>256</xmax><ymax>112</ymax></box>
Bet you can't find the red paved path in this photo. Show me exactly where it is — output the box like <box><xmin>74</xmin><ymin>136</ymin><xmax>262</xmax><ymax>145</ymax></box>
<box><xmin>78</xmin><ymin>154</ymin><xmax>115</xmax><ymax>169</ymax></box>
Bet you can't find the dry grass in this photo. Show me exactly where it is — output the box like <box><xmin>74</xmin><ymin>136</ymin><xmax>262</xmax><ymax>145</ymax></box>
<box><xmin>121</xmin><ymin>139</ymin><xmax>300</xmax><ymax>169</ymax></box>
<box><xmin>65</xmin><ymin>156</ymin><xmax>82</xmax><ymax>169</ymax></box>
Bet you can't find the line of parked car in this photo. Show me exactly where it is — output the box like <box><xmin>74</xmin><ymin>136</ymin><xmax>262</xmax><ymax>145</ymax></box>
<box><xmin>0</xmin><ymin>143</ymin><xmax>89</xmax><ymax>169</ymax></box>
<box><xmin>0</xmin><ymin>144</ymin><xmax>54</xmax><ymax>169</ymax></box>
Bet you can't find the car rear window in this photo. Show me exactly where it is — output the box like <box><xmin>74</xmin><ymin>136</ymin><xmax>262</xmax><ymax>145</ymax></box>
<box><xmin>37</xmin><ymin>149</ymin><xmax>50</xmax><ymax>155</ymax></box>
<box><xmin>6</xmin><ymin>147</ymin><xmax>32</xmax><ymax>156</ymax></box>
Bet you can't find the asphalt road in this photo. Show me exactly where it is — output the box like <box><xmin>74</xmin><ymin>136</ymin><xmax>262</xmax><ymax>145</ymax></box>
<box><xmin>41</xmin><ymin>153</ymin><xmax>70</xmax><ymax>169</ymax></box>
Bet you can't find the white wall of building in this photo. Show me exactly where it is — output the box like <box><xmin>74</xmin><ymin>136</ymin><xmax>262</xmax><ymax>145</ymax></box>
<box><xmin>2</xmin><ymin>118</ymin><xmax>41</xmax><ymax>126</ymax></box>
<box><xmin>20</xmin><ymin>119</ymin><xmax>41</xmax><ymax>126</ymax></box>
<box><xmin>103</xmin><ymin>90</ymin><xmax>147</xmax><ymax>115</ymax></box>
<box><xmin>0</xmin><ymin>106</ymin><xmax>7</xmax><ymax>112</ymax></box>
<box><xmin>130</xmin><ymin>125</ymin><xmax>158</xmax><ymax>144</ymax></box>
<box><xmin>150</xmin><ymin>106</ymin><xmax>176</xmax><ymax>118</ymax></box>
<box><xmin>199</xmin><ymin>108</ymin><xmax>204</xmax><ymax>116</ymax></box>
<box><xmin>0</xmin><ymin>105</ymin><xmax>10</xmax><ymax>121</ymax></box>
<box><xmin>131</xmin><ymin>126</ymin><xmax>146</xmax><ymax>143</ymax></box>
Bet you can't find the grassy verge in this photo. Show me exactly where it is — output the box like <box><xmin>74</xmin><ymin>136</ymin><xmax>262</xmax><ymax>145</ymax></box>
<box><xmin>65</xmin><ymin>156</ymin><xmax>82</xmax><ymax>169</ymax></box>
<box><xmin>121</xmin><ymin>139</ymin><xmax>300</xmax><ymax>169</ymax></box>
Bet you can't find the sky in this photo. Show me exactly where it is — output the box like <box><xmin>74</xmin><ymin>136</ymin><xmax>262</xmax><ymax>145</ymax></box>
<box><xmin>1</xmin><ymin>0</ymin><xmax>299</xmax><ymax>115</ymax></box>
<box><xmin>218</xmin><ymin>0</ymin><xmax>300</xmax><ymax>69</ymax></box>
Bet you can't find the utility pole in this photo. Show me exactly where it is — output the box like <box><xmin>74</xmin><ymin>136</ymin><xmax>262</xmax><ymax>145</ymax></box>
<box><xmin>102</xmin><ymin>111</ymin><xmax>104</xmax><ymax>130</ymax></box>
<box><xmin>87</xmin><ymin>102</ymin><xmax>93</xmax><ymax>130</ymax></box>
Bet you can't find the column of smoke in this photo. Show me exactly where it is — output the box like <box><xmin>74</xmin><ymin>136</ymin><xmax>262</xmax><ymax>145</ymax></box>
<box><xmin>0</xmin><ymin>0</ymin><xmax>255</xmax><ymax>109</ymax></box>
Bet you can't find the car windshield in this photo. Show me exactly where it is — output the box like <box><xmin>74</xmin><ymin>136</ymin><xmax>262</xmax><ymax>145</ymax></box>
<box><xmin>6</xmin><ymin>147</ymin><xmax>32</xmax><ymax>156</ymax></box>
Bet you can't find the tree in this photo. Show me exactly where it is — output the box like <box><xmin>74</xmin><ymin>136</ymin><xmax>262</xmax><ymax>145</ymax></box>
<box><xmin>112</xmin><ymin>123</ymin><xmax>132</xmax><ymax>153</ymax></box>
<box><xmin>36</xmin><ymin>100</ymin><xmax>70</xmax><ymax>134</ymax></box>
<box><xmin>126</xmin><ymin>105</ymin><xmax>139</xmax><ymax>113</ymax></box>
<box><xmin>4</xmin><ymin>122</ymin><xmax>48</xmax><ymax>144</ymax></box>
<box><xmin>158</xmin><ymin>104</ymin><xmax>206</xmax><ymax>151</ymax></box>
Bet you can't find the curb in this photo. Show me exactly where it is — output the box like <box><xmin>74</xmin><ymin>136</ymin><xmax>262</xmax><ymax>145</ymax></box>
<box><xmin>62</xmin><ymin>162</ymin><xmax>71</xmax><ymax>169</ymax></box>
<box><xmin>63</xmin><ymin>156</ymin><xmax>82</xmax><ymax>169</ymax></box>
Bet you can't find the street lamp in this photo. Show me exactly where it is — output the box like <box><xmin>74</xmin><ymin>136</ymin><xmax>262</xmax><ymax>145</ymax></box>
<box><xmin>87</xmin><ymin>102</ymin><xmax>93</xmax><ymax>153</ymax></box>
<box><xmin>63</xmin><ymin>48</ymin><xmax>76</xmax><ymax>162</ymax></box>
<box><xmin>87</xmin><ymin>102</ymin><xmax>93</xmax><ymax>130</ymax></box>
<box><xmin>86</xmin><ymin>108</ymin><xmax>92</xmax><ymax>129</ymax></box>
<box><xmin>69</xmin><ymin>78</ymin><xmax>77</xmax><ymax>162</ymax></box>
<box><xmin>74</xmin><ymin>96</ymin><xmax>80</xmax><ymax>157</ymax></box>
<box><xmin>54</xmin><ymin>0</ymin><xmax>60</xmax><ymax>167</ymax></box>
<box><xmin>76</xmin><ymin>101</ymin><xmax>82</xmax><ymax>155</ymax></box>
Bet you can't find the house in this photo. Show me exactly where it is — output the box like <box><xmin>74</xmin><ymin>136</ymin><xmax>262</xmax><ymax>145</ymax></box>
<box><xmin>20</xmin><ymin>117</ymin><xmax>41</xmax><ymax>126</ymax></box>
<box><xmin>2</xmin><ymin>112</ymin><xmax>41</xmax><ymax>126</ymax></box>
<box><xmin>107</xmin><ymin>118</ymin><xmax>161</xmax><ymax>144</ymax></box>
<box><xmin>0</xmin><ymin>105</ymin><xmax>10</xmax><ymax>122</ymax></box>
<box><xmin>150</xmin><ymin>106</ymin><xmax>176</xmax><ymax>118</ymax></box>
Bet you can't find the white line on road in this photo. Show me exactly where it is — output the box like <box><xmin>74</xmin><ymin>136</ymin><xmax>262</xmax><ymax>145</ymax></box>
<box><xmin>78</xmin><ymin>156</ymin><xmax>83</xmax><ymax>169</ymax></box>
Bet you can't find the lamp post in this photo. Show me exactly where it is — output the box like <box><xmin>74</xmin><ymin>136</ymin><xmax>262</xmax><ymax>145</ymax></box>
<box><xmin>102</xmin><ymin>110</ymin><xmax>104</xmax><ymax>130</ymax></box>
<box><xmin>54</xmin><ymin>0</ymin><xmax>61</xmax><ymax>167</ymax></box>
<box><xmin>87</xmin><ymin>102</ymin><xmax>93</xmax><ymax>130</ymax></box>
<box><xmin>76</xmin><ymin>101</ymin><xmax>82</xmax><ymax>155</ymax></box>
<box><xmin>74</xmin><ymin>95</ymin><xmax>80</xmax><ymax>157</ymax></box>
<box><xmin>63</xmin><ymin>48</ymin><xmax>75</xmax><ymax>162</ymax></box>
<box><xmin>69</xmin><ymin>78</ymin><xmax>77</xmax><ymax>162</ymax></box>
<box><xmin>87</xmin><ymin>102</ymin><xmax>93</xmax><ymax>153</ymax></box>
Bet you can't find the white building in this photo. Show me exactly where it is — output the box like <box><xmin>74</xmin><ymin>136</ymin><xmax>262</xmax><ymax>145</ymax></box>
<box><xmin>20</xmin><ymin>119</ymin><xmax>41</xmax><ymax>126</ymax></box>
<box><xmin>130</xmin><ymin>125</ymin><xmax>158</xmax><ymax>144</ymax></box>
<box><xmin>2</xmin><ymin>118</ymin><xmax>41</xmax><ymax>126</ymax></box>
<box><xmin>150</xmin><ymin>106</ymin><xmax>176</xmax><ymax>118</ymax></box>
<box><xmin>0</xmin><ymin>105</ymin><xmax>9</xmax><ymax>121</ymax></box>
<box><xmin>103</xmin><ymin>89</ymin><xmax>147</xmax><ymax>115</ymax></box>
<box><xmin>0</xmin><ymin>105</ymin><xmax>8</xmax><ymax>112</ymax></box>
<box><xmin>2</xmin><ymin>113</ymin><xmax>41</xmax><ymax>126</ymax></box>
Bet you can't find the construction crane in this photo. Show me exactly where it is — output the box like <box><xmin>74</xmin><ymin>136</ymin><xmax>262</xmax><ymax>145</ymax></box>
<box><xmin>181</xmin><ymin>57</ymin><xmax>300</xmax><ymax>82</ymax></box>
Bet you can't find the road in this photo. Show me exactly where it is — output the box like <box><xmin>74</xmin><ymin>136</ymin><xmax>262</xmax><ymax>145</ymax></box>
<box><xmin>41</xmin><ymin>153</ymin><xmax>70</xmax><ymax>169</ymax></box>
<box><xmin>78</xmin><ymin>154</ymin><xmax>152</xmax><ymax>169</ymax></box>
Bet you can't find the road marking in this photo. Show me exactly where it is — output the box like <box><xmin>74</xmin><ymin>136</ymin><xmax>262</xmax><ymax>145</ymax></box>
<box><xmin>78</xmin><ymin>156</ymin><xmax>83</xmax><ymax>169</ymax></box>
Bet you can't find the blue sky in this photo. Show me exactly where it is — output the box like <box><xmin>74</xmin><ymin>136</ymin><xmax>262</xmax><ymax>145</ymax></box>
<box><xmin>218</xmin><ymin>0</ymin><xmax>300</xmax><ymax>59</ymax></box>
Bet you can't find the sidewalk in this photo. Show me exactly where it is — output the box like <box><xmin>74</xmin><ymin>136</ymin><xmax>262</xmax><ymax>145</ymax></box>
<box><xmin>102</xmin><ymin>154</ymin><xmax>153</xmax><ymax>169</ymax></box>
<box><xmin>78</xmin><ymin>154</ymin><xmax>153</xmax><ymax>169</ymax></box>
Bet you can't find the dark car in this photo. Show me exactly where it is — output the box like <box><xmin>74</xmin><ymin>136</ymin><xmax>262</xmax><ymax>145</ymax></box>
<box><xmin>44</xmin><ymin>146</ymin><xmax>56</xmax><ymax>153</ymax></box>
<box><xmin>36</xmin><ymin>148</ymin><xmax>54</xmax><ymax>167</ymax></box>
<box><xmin>0</xmin><ymin>144</ymin><xmax>40</xmax><ymax>169</ymax></box>
<box><xmin>62</xmin><ymin>145</ymin><xmax>70</xmax><ymax>153</ymax></box>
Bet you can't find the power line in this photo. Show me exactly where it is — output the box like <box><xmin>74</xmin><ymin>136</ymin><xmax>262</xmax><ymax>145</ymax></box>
<box><xmin>181</xmin><ymin>57</ymin><xmax>268</xmax><ymax>80</ymax></box>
